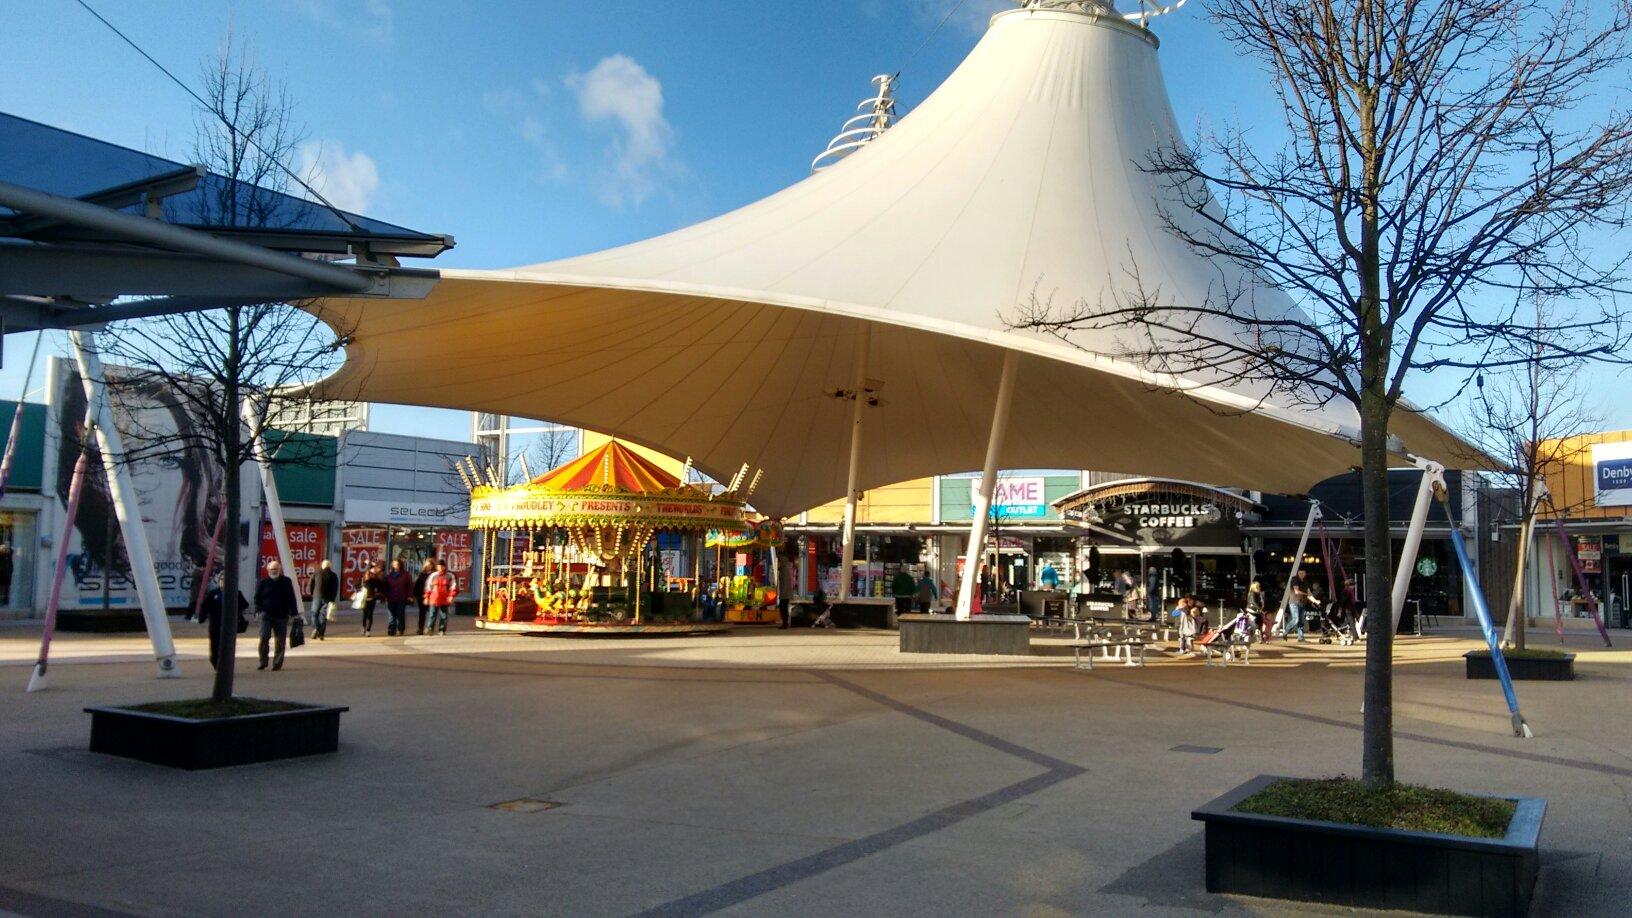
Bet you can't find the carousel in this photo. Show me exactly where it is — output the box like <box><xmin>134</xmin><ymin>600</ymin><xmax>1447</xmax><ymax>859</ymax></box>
<box><xmin>469</xmin><ymin>440</ymin><xmax>753</xmax><ymax>635</ymax></box>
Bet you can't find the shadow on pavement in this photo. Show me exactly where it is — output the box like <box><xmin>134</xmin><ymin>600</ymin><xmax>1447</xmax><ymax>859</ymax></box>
<box><xmin>1098</xmin><ymin>830</ymin><xmax>1225</xmax><ymax>913</ymax></box>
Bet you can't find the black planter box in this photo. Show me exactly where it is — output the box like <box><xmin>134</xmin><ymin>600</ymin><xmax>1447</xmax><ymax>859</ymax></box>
<box><xmin>898</xmin><ymin>613</ymin><xmax>1031</xmax><ymax>654</ymax></box>
<box><xmin>1192</xmin><ymin>775</ymin><xmax>1544</xmax><ymax>917</ymax></box>
<box><xmin>1466</xmin><ymin>650</ymin><xmax>1575</xmax><ymax>681</ymax></box>
<box><xmin>86</xmin><ymin>703</ymin><xmax>347</xmax><ymax>770</ymax></box>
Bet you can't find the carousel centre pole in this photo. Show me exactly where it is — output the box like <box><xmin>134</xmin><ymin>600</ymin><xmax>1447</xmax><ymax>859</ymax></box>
<box><xmin>69</xmin><ymin>331</ymin><xmax>179</xmax><ymax>679</ymax></box>
<box><xmin>955</xmin><ymin>351</ymin><xmax>1019</xmax><ymax>620</ymax></box>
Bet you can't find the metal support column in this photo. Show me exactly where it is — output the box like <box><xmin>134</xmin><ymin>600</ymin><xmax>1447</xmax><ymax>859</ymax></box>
<box><xmin>1276</xmin><ymin>501</ymin><xmax>1320</xmax><ymax>624</ymax></box>
<box><xmin>245</xmin><ymin>400</ymin><xmax>296</xmax><ymax>581</ymax></box>
<box><xmin>955</xmin><ymin>351</ymin><xmax>1019</xmax><ymax>620</ymax></box>
<box><xmin>68</xmin><ymin>331</ymin><xmax>179</xmax><ymax>678</ymax></box>
<box><xmin>837</xmin><ymin>326</ymin><xmax>870</xmax><ymax>601</ymax></box>
<box><xmin>1391</xmin><ymin>459</ymin><xmax>1442</xmax><ymax>633</ymax></box>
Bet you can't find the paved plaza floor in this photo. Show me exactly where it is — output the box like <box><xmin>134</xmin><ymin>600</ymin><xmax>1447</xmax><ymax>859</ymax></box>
<box><xmin>1</xmin><ymin>618</ymin><xmax>1629</xmax><ymax>916</ymax></box>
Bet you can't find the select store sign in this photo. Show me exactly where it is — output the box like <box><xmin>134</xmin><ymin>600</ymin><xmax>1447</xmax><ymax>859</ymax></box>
<box><xmin>344</xmin><ymin>499</ymin><xmax>468</xmax><ymax>527</ymax></box>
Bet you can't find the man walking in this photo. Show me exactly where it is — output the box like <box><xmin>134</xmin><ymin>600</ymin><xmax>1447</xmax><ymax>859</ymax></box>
<box><xmin>413</xmin><ymin>558</ymin><xmax>434</xmax><ymax>635</ymax></box>
<box><xmin>424</xmin><ymin>559</ymin><xmax>457</xmax><ymax>635</ymax></box>
<box><xmin>199</xmin><ymin>573</ymin><xmax>248</xmax><ymax>670</ymax></box>
<box><xmin>311</xmin><ymin>558</ymin><xmax>339</xmax><ymax>641</ymax></box>
<box><xmin>384</xmin><ymin>558</ymin><xmax>413</xmax><ymax>636</ymax></box>
<box><xmin>256</xmin><ymin>560</ymin><xmax>299</xmax><ymax>670</ymax></box>
<box><xmin>1286</xmin><ymin>576</ymin><xmax>1310</xmax><ymax>643</ymax></box>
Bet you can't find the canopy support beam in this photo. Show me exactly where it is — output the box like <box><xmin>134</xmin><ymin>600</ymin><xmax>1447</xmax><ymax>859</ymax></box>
<box><xmin>1276</xmin><ymin>500</ymin><xmax>1320</xmax><ymax>626</ymax></box>
<box><xmin>1391</xmin><ymin>458</ymin><xmax>1442</xmax><ymax>633</ymax></box>
<box><xmin>68</xmin><ymin>330</ymin><xmax>179</xmax><ymax>678</ymax></box>
<box><xmin>837</xmin><ymin>326</ymin><xmax>870</xmax><ymax>601</ymax></box>
<box><xmin>955</xmin><ymin>351</ymin><xmax>1019</xmax><ymax>620</ymax></box>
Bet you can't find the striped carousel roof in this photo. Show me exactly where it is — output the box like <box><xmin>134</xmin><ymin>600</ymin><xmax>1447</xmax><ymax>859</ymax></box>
<box><xmin>530</xmin><ymin>440</ymin><xmax>681</xmax><ymax>493</ymax></box>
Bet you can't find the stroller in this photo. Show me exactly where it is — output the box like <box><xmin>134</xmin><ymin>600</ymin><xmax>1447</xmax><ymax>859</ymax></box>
<box><xmin>809</xmin><ymin>589</ymin><xmax>835</xmax><ymax>629</ymax></box>
<box><xmin>1324</xmin><ymin>590</ymin><xmax>1360</xmax><ymax>645</ymax></box>
<box><xmin>1201</xmin><ymin>609</ymin><xmax>1256</xmax><ymax>666</ymax></box>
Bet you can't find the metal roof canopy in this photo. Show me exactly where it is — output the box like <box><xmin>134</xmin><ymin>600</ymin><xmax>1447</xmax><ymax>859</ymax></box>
<box><xmin>308</xmin><ymin>2</ymin><xmax>1482</xmax><ymax>519</ymax></box>
<box><xmin>0</xmin><ymin>111</ymin><xmax>452</xmax><ymax>333</ymax></box>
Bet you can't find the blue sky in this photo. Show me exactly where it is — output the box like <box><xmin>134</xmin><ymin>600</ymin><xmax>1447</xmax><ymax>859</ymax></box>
<box><xmin>2</xmin><ymin>0</ymin><xmax>1625</xmax><ymax>442</ymax></box>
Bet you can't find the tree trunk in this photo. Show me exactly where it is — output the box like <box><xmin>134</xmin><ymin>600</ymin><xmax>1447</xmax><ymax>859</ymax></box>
<box><xmin>1358</xmin><ymin>388</ymin><xmax>1395</xmax><ymax>788</ymax></box>
<box><xmin>211</xmin><ymin>308</ymin><xmax>243</xmax><ymax>703</ymax></box>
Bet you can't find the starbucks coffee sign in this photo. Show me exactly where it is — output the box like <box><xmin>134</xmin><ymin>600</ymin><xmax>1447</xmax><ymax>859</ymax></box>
<box><xmin>1063</xmin><ymin>486</ymin><xmax>1248</xmax><ymax>549</ymax></box>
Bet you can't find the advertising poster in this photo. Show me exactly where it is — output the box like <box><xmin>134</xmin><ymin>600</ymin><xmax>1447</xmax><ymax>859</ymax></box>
<box><xmin>434</xmin><ymin>529</ymin><xmax>474</xmax><ymax>594</ymax></box>
<box><xmin>51</xmin><ymin>359</ymin><xmax>241</xmax><ymax>610</ymax></box>
<box><xmin>261</xmin><ymin>523</ymin><xmax>328</xmax><ymax>597</ymax></box>
<box><xmin>1573</xmin><ymin>535</ymin><xmax>1603</xmax><ymax>574</ymax></box>
<box><xmin>342</xmin><ymin>527</ymin><xmax>387</xmax><ymax>596</ymax></box>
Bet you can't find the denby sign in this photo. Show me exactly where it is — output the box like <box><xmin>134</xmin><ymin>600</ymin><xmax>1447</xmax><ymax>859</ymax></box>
<box><xmin>1593</xmin><ymin>441</ymin><xmax>1632</xmax><ymax>508</ymax></box>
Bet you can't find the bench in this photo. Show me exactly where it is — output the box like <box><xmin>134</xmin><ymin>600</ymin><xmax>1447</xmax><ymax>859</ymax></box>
<box><xmin>1071</xmin><ymin>639</ymin><xmax>1146</xmax><ymax>670</ymax></box>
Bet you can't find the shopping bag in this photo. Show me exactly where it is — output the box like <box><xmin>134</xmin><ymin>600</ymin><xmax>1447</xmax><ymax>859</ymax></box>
<box><xmin>290</xmin><ymin>616</ymin><xmax>306</xmax><ymax>648</ymax></box>
<box><xmin>351</xmin><ymin>588</ymin><xmax>368</xmax><ymax>610</ymax></box>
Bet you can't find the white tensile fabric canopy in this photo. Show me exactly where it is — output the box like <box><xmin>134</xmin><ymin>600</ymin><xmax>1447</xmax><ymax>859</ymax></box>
<box><xmin>311</xmin><ymin>3</ymin><xmax>1476</xmax><ymax>518</ymax></box>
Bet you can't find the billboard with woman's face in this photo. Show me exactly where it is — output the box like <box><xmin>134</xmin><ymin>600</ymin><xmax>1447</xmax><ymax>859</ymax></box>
<box><xmin>50</xmin><ymin>358</ymin><xmax>249</xmax><ymax>610</ymax></box>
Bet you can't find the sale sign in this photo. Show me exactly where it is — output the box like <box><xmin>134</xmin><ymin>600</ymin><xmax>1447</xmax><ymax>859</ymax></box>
<box><xmin>342</xmin><ymin>527</ymin><xmax>387</xmax><ymax>597</ymax></box>
<box><xmin>261</xmin><ymin>523</ymin><xmax>329</xmax><ymax>597</ymax></box>
<box><xmin>435</xmin><ymin>530</ymin><xmax>474</xmax><ymax>595</ymax></box>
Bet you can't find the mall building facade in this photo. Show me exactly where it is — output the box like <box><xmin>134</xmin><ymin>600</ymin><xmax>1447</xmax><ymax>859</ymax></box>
<box><xmin>787</xmin><ymin>467</ymin><xmax>1485</xmax><ymax>623</ymax></box>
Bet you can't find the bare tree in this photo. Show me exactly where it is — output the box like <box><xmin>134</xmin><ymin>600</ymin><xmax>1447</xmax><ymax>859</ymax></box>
<box><xmin>519</xmin><ymin>425</ymin><xmax>580</xmax><ymax>481</ymax></box>
<box><xmin>1010</xmin><ymin>1</ymin><xmax>1632</xmax><ymax>786</ymax></box>
<box><xmin>94</xmin><ymin>33</ymin><xmax>354</xmax><ymax>703</ymax></box>
<box><xmin>1465</xmin><ymin>300</ymin><xmax>1602</xmax><ymax>650</ymax></box>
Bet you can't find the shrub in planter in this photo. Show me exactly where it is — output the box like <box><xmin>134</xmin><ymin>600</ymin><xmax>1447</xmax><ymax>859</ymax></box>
<box><xmin>1193</xmin><ymin>775</ymin><xmax>1544</xmax><ymax>917</ymax></box>
<box><xmin>1466</xmin><ymin>648</ymin><xmax>1575</xmax><ymax>681</ymax></box>
<box><xmin>87</xmin><ymin>697</ymin><xmax>347</xmax><ymax>770</ymax></box>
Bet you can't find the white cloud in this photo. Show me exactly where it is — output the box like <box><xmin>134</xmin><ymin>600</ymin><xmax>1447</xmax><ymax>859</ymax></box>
<box><xmin>283</xmin><ymin>0</ymin><xmax>394</xmax><ymax>43</ymax></box>
<box><xmin>297</xmin><ymin>140</ymin><xmax>380</xmax><ymax>214</ymax></box>
<box><xmin>565</xmin><ymin>54</ymin><xmax>678</xmax><ymax>208</ymax></box>
<box><xmin>911</xmin><ymin>0</ymin><xmax>1009</xmax><ymax>36</ymax></box>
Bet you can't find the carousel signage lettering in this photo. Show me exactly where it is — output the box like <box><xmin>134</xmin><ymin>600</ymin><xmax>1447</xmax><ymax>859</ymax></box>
<box><xmin>470</xmin><ymin>491</ymin><xmax>746</xmax><ymax>526</ymax></box>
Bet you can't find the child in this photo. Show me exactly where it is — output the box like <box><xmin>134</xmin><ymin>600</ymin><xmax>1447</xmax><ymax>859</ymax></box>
<box><xmin>1177</xmin><ymin>596</ymin><xmax>1201</xmax><ymax>653</ymax></box>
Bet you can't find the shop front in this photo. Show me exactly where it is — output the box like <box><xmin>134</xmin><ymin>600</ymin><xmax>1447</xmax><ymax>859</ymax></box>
<box><xmin>1054</xmin><ymin>478</ymin><xmax>1258</xmax><ymax>617</ymax></box>
<box><xmin>339</xmin><ymin>501</ymin><xmax>475</xmax><ymax>603</ymax></box>
<box><xmin>1523</xmin><ymin>431</ymin><xmax>1632</xmax><ymax>629</ymax></box>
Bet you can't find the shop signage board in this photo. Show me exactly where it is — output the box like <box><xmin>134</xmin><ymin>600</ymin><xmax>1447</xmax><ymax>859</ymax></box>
<box><xmin>260</xmin><ymin>523</ymin><xmax>328</xmax><ymax>596</ymax></box>
<box><xmin>1064</xmin><ymin>489</ymin><xmax>1239</xmax><ymax>550</ymax></box>
<box><xmin>975</xmin><ymin>476</ymin><xmax>1048</xmax><ymax>519</ymax></box>
<box><xmin>341</xmin><ymin>527</ymin><xmax>387</xmax><ymax>596</ymax></box>
<box><xmin>343</xmin><ymin>499</ymin><xmax>468</xmax><ymax>527</ymax></box>
<box><xmin>1593</xmin><ymin>441</ymin><xmax>1632</xmax><ymax>507</ymax></box>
